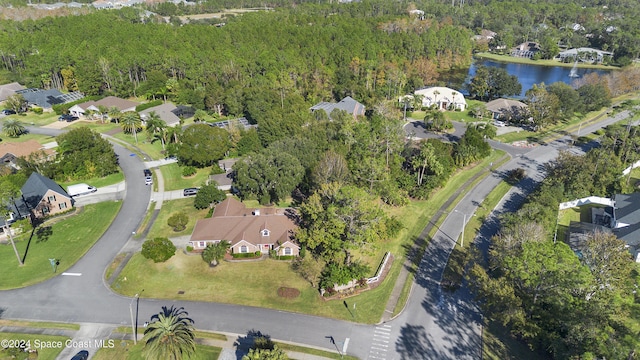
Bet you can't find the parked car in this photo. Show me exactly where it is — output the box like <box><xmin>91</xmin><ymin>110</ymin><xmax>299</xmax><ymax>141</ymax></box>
<box><xmin>1</xmin><ymin>109</ymin><xmax>16</xmax><ymax>115</ymax></box>
<box><xmin>145</xmin><ymin>176</ymin><xmax>153</xmax><ymax>185</ymax></box>
<box><xmin>183</xmin><ymin>188</ymin><xmax>199</xmax><ymax>196</ymax></box>
<box><xmin>143</xmin><ymin>169</ymin><xmax>152</xmax><ymax>177</ymax></box>
<box><xmin>58</xmin><ymin>114</ymin><xmax>79</xmax><ymax>122</ymax></box>
<box><xmin>493</xmin><ymin>120</ymin><xmax>506</xmax><ymax>127</ymax></box>
<box><xmin>70</xmin><ymin>350</ymin><xmax>89</xmax><ymax>360</ymax></box>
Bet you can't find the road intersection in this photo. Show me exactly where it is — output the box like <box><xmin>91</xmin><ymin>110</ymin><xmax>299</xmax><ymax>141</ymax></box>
<box><xmin>0</xmin><ymin>112</ymin><xmax>632</xmax><ymax>359</ymax></box>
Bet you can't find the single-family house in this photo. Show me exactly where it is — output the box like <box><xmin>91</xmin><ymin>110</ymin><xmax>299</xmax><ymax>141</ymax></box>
<box><xmin>14</xmin><ymin>88</ymin><xmax>83</xmax><ymax>110</ymax></box>
<box><xmin>189</xmin><ymin>197</ymin><xmax>299</xmax><ymax>256</ymax></box>
<box><xmin>210</xmin><ymin>117</ymin><xmax>257</xmax><ymax>131</ymax></box>
<box><xmin>13</xmin><ymin>173</ymin><xmax>73</xmax><ymax>220</ymax></box>
<box><xmin>69</xmin><ymin>96</ymin><xmax>139</xmax><ymax>118</ymax></box>
<box><xmin>139</xmin><ymin>103</ymin><xmax>181</xmax><ymax>127</ymax></box>
<box><xmin>413</xmin><ymin>87</ymin><xmax>467</xmax><ymax>111</ymax></box>
<box><xmin>310</xmin><ymin>96</ymin><xmax>365</xmax><ymax>120</ymax></box>
<box><xmin>0</xmin><ymin>82</ymin><xmax>26</xmax><ymax>102</ymax></box>
<box><xmin>0</xmin><ymin>140</ymin><xmax>55</xmax><ymax>169</ymax></box>
<box><xmin>208</xmin><ymin>158</ymin><xmax>237</xmax><ymax>191</ymax></box>
<box><xmin>556</xmin><ymin>47</ymin><xmax>613</xmax><ymax>64</ymax></box>
<box><xmin>485</xmin><ymin>98</ymin><xmax>528</xmax><ymax>121</ymax></box>
<box><xmin>511</xmin><ymin>42</ymin><xmax>541</xmax><ymax>58</ymax></box>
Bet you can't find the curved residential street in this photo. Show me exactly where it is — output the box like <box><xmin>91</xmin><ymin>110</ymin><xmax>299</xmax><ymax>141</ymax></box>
<box><xmin>0</xmin><ymin>110</ymin><xmax>633</xmax><ymax>359</ymax></box>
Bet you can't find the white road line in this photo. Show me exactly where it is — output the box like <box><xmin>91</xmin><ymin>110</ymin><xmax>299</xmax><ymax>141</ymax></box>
<box><xmin>376</xmin><ymin>326</ymin><xmax>391</xmax><ymax>332</ymax></box>
<box><xmin>368</xmin><ymin>355</ymin><xmax>386</xmax><ymax>360</ymax></box>
<box><xmin>381</xmin><ymin>324</ymin><xmax>392</xmax><ymax>328</ymax></box>
<box><xmin>342</xmin><ymin>337</ymin><xmax>349</xmax><ymax>354</ymax></box>
<box><xmin>372</xmin><ymin>340</ymin><xmax>389</xmax><ymax>345</ymax></box>
<box><xmin>371</xmin><ymin>346</ymin><xmax>388</xmax><ymax>351</ymax></box>
<box><xmin>61</xmin><ymin>273</ymin><xmax>82</xmax><ymax>276</ymax></box>
<box><xmin>374</xmin><ymin>330</ymin><xmax>390</xmax><ymax>335</ymax></box>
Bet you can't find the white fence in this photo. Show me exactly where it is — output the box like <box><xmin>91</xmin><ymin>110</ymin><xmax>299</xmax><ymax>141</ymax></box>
<box><xmin>623</xmin><ymin>160</ymin><xmax>640</xmax><ymax>176</ymax></box>
<box><xmin>367</xmin><ymin>252</ymin><xmax>391</xmax><ymax>284</ymax></box>
<box><xmin>558</xmin><ymin>196</ymin><xmax>614</xmax><ymax>210</ymax></box>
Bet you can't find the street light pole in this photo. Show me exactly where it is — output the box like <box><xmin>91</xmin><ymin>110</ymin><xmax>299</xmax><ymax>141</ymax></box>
<box><xmin>454</xmin><ymin>209</ymin><xmax>473</xmax><ymax>248</ymax></box>
<box><xmin>130</xmin><ymin>290</ymin><xmax>143</xmax><ymax>345</ymax></box>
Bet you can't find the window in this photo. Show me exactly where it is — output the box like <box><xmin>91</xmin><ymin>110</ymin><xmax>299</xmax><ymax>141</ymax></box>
<box><xmin>48</xmin><ymin>195</ymin><xmax>56</xmax><ymax>202</ymax></box>
<box><xmin>261</xmin><ymin>229</ymin><xmax>270</xmax><ymax>236</ymax></box>
<box><xmin>284</xmin><ymin>247</ymin><xmax>292</xmax><ymax>255</ymax></box>
<box><xmin>198</xmin><ymin>241</ymin><xmax>206</xmax><ymax>248</ymax></box>
<box><xmin>240</xmin><ymin>245</ymin><xmax>248</xmax><ymax>253</ymax></box>
<box><xmin>42</xmin><ymin>207</ymin><xmax>49</xmax><ymax>215</ymax></box>
<box><xmin>58</xmin><ymin>202</ymin><xmax>67</xmax><ymax>210</ymax></box>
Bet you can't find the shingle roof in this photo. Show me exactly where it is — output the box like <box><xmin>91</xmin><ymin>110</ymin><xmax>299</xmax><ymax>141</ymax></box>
<box><xmin>0</xmin><ymin>82</ymin><xmax>26</xmax><ymax>102</ymax></box>
<box><xmin>310</xmin><ymin>96</ymin><xmax>365</xmax><ymax>119</ymax></box>
<box><xmin>0</xmin><ymin>140</ymin><xmax>52</xmax><ymax>159</ymax></box>
<box><xmin>613</xmin><ymin>193</ymin><xmax>640</xmax><ymax>249</ymax></box>
<box><xmin>95</xmin><ymin>96</ymin><xmax>139</xmax><ymax>111</ymax></box>
<box><xmin>139</xmin><ymin>103</ymin><xmax>181</xmax><ymax>126</ymax></box>
<box><xmin>191</xmin><ymin>198</ymin><xmax>297</xmax><ymax>247</ymax></box>
<box><xmin>20</xmin><ymin>173</ymin><xmax>70</xmax><ymax>210</ymax></box>
<box><xmin>485</xmin><ymin>98</ymin><xmax>528</xmax><ymax>114</ymax></box>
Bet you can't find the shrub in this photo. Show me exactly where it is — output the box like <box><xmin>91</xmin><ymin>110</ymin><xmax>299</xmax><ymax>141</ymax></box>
<box><xmin>135</xmin><ymin>99</ymin><xmax>163</xmax><ymax>112</ymax></box>
<box><xmin>32</xmin><ymin>107</ymin><xmax>43</xmax><ymax>115</ymax></box>
<box><xmin>167</xmin><ymin>211</ymin><xmax>188</xmax><ymax>231</ymax></box>
<box><xmin>210</xmin><ymin>165</ymin><xmax>224</xmax><ymax>175</ymax></box>
<box><xmin>193</xmin><ymin>182</ymin><xmax>226</xmax><ymax>210</ymax></box>
<box><xmin>141</xmin><ymin>237</ymin><xmax>176</xmax><ymax>263</ymax></box>
<box><xmin>186</xmin><ymin>245</ymin><xmax>193</xmax><ymax>252</ymax></box>
<box><xmin>182</xmin><ymin>166</ymin><xmax>197</xmax><ymax>177</ymax></box>
<box><xmin>231</xmin><ymin>252</ymin><xmax>260</xmax><ymax>259</ymax></box>
<box><xmin>275</xmin><ymin>255</ymin><xmax>295</xmax><ymax>261</ymax></box>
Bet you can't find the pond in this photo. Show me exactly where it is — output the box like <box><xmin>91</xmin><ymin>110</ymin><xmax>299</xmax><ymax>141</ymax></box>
<box><xmin>443</xmin><ymin>58</ymin><xmax>614</xmax><ymax>98</ymax></box>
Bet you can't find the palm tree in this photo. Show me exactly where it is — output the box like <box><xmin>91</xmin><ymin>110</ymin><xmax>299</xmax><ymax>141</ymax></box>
<box><xmin>145</xmin><ymin>112</ymin><xmax>167</xmax><ymax>149</ymax></box>
<box><xmin>3</xmin><ymin>119</ymin><xmax>26</xmax><ymax>138</ymax></box>
<box><xmin>142</xmin><ymin>306</ymin><xmax>195</xmax><ymax>360</ymax></box>
<box><xmin>121</xmin><ymin>112</ymin><xmax>142</xmax><ymax>143</ymax></box>
<box><xmin>202</xmin><ymin>241</ymin><xmax>230</xmax><ymax>266</ymax></box>
<box><xmin>108</xmin><ymin>106</ymin><xmax>121</xmax><ymax>123</ymax></box>
<box><xmin>97</xmin><ymin>105</ymin><xmax>109</xmax><ymax>123</ymax></box>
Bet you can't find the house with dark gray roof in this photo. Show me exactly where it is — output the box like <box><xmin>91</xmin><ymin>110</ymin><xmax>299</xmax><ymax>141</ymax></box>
<box><xmin>611</xmin><ymin>193</ymin><xmax>640</xmax><ymax>261</ymax></box>
<box><xmin>15</xmin><ymin>89</ymin><xmax>83</xmax><ymax>109</ymax></box>
<box><xmin>310</xmin><ymin>96</ymin><xmax>365</xmax><ymax>120</ymax></box>
<box><xmin>139</xmin><ymin>103</ymin><xmax>181</xmax><ymax>127</ymax></box>
<box><xmin>15</xmin><ymin>173</ymin><xmax>73</xmax><ymax>220</ymax></box>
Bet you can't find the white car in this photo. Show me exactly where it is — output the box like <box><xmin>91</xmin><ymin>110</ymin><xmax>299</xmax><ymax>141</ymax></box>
<box><xmin>145</xmin><ymin>176</ymin><xmax>153</xmax><ymax>185</ymax></box>
<box><xmin>493</xmin><ymin>121</ymin><xmax>506</xmax><ymax>127</ymax></box>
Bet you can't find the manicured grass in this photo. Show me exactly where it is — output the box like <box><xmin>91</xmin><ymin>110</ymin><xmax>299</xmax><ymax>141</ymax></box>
<box><xmin>1</xmin><ymin>132</ymin><xmax>57</xmax><ymax>144</ymax></box>
<box><xmin>59</xmin><ymin>171</ymin><xmax>125</xmax><ymax>190</ymax></box>
<box><xmin>92</xmin><ymin>340</ymin><xmax>221</xmax><ymax>360</ymax></box>
<box><xmin>0</xmin><ymin>201</ymin><xmax>122</xmax><ymax>289</ymax></box>
<box><xmin>275</xmin><ymin>342</ymin><xmax>359</xmax><ymax>360</ymax></box>
<box><xmin>66</xmin><ymin>120</ymin><xmax>120</xmax><ymax>133</ymax></box>
<box><xmin>474</xmin><ymin>52</ymin><xmax>617</xmax><ymax>70</ymax></box>
<box><xmin>158</xmin><ymin>163</ymin><xmax>211</xmax><ymax>191</ymax></box>
<box><xmin>0</xmin><ymin>333</ymin><xmax>69</xmax><ymax>360</ymax></box>
<box><xmin>145</xmin><ymin>198</ymin><xmax>209</xmax><ymax>240</ymax></box>
<box><xmin>111</xmin><ymin>131</ymin><xmax>166</xmax><ymax>161</ymax></box>
<box><xmin>4</xmin><ymin>112</ymin><xmax>59</xmax><ymax>127</ymax></box>
<box><xmin>0</xmin><ymin>320</ymin><xmax>79</xmax><ymax>331</ymax></box>
<box><xmin>134</xmin><ymin>203</ymin><xmax>156</xmax><ymax>238</ymax></box>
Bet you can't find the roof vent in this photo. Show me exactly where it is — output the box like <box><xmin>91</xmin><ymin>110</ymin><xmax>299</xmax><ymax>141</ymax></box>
<box><xmin>253</xmin><ymin>209</ymin><xmax>260</xmax><ymax>216</ymax></box>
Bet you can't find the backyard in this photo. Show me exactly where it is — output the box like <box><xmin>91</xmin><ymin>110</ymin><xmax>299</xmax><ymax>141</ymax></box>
<box><xmin>144</xmin><ymin>198</ymin><xmax>209</xmax><ymax>240</ymax></box>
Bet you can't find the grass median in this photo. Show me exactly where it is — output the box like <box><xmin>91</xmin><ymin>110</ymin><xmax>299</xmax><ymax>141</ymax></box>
<box><xmin>0</xmin><ymin>201</ymin><xmax>122</xmax><ymax>289</ymax></box>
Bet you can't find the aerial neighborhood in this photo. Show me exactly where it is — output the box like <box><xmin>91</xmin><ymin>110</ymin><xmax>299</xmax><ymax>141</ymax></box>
<box><xmin>1</xmin><ymin>0</ymin><xmax>640</xmax><ymax>359</ymax></box>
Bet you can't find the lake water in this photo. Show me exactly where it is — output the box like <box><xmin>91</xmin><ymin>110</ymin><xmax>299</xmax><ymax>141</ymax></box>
<box><xmin>452</xmin><ymin>58</ymin><xmax>613</xmax><ymax>98</ymax></box>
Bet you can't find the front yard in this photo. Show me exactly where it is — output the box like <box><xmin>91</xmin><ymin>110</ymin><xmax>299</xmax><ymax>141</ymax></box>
<box><xmin>92</xmin><ymin>340</ymin><xmax>221</xmax><ymax>360</ymax></box>
<box><xmin>0</xmin><ymin>333</ymin><xmax>69</xmax><ymax>360</ymax></box>
<box><xmin>0</xmin><ymin>201</ymin><xmax>122</xmax><ymax>289</ymax></box>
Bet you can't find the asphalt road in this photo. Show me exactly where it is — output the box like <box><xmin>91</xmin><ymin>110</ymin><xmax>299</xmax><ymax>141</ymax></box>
<box><xmin>0</xmin><ymin>111</ymin><xmax>632</xmax><ymax>360</ymax></box>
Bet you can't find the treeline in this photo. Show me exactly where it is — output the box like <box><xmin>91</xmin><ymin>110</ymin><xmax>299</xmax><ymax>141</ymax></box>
<box><xmin>468</xmin><ymin>120</ymin><xmax>640</xmax><ymax>359</ymax></box>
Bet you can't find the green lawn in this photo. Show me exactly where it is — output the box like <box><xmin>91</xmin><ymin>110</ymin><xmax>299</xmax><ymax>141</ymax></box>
<box><xmin>158</xmin><ymin>163</ymin><xmax>212</xmax><ymax>191</ymax></box>
<box><xmin>0</xmin><ymin>201</ymin><xmax>122</xmax><ymax>289</ymax></box>
<box><xmin>145</xmin><ymin>198</ymin><xmax>209</xmax><ymax>240</ymax></box>
<box><xmin>110</xmin><ymin>131</ymin><xmax>166</xmax><ymax>161</ymax></box>
<box><xmin>3</xmin><ymin>112</ymin><xmax>59</xmax><ymax>127</ymax></box>
<box><xmin>1</xmin><ymin>132</ymin><xmax>57</xmax><ymax>145</ymax></box>
<box><xmin>92</xmin><ymin>340</ymin><xmax>221</xmax><ymax>360</ymax></box>
<box><xmin>66</xmin><ymin>120</ymin><xmax>120</xmax><ymax>133</ymax></box>
<box><xmin>0</xmin><ymin>320</ymin><xmax>79</xmax><ymax>331</ymax></box>
<box><xmin>59</xmin><ymin>171</ymin><xmax>125</xmax><ymax>190</ymax></box>
<box><xmin>474</xmin><ymin>52</ymin><xmax>617</xmax><ymax>70</ymax></box>
<box><xmin>0</xmin><ymin>333</ymin><xmax>69</xmax><ymax>360</ymax></box>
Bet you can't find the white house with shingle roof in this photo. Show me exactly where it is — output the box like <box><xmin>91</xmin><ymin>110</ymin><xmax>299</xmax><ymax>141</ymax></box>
<box><xmin>413</xmin><ymin>86</ymin><xmax>466</xmax><ymax>111</ymax></box>
<box><xmin>0</xmin><ymin>82</ymin><xmax>26</xmax><ymax>102</ymax></box>
<box><xmin>69</xmin><ymin>96</ymin><xmax>139</xmax><ymax>118</ymax></box>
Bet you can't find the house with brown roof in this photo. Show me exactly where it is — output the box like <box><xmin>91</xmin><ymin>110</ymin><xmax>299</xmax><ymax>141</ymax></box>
<box><xmin>69</xmin><ymin>96</ymin><xmax>140</xmax><ymax>118</ymax></box>
<box><xmin>0</xmin><ymin>140</ymin><xmax>55</xmax><ymax>169</ymax></box>
<box><xmin>189</xmin><ymin>197</ymin><xmax>299</xmax><ymax>256</ymax></box>
<box><xmin>485</xmin><ymin>98</ymin><xmax>529</xmax><ymax>121</ymax></box>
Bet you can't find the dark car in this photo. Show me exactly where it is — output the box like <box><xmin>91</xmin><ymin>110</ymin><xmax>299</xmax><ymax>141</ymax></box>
<box><xmin>58</xmin><ymin>114</ymin><xmax>78</xmax><ymax>122</ymax></box>
<box><xmin>1</xmin><ymin>109</ymin><xmax>16</xmax><ymax>115</ymax></box>
<box><xmin>183</xmin><ymin>188</ymin><xmax>199</xmax><ymax>196</ymax></box>
<box><xmin>143</xmin><ymin>169</ymin><xmax>152</xmax><ymax>177</ymax></box>
<box><xmin>70</xmin><ymin>350</ymin><xmax>89</xmax><ymax>360</ymax></box>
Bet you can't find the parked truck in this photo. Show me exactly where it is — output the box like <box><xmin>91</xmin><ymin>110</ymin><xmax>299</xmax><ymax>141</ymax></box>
<box><xmin>67</xmin><ymin>183</ymin><xmax>97</xmax><ymax>197</ymax></box>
